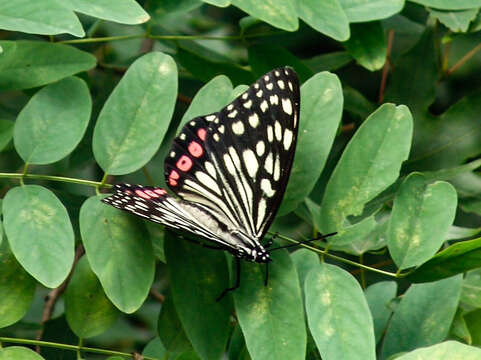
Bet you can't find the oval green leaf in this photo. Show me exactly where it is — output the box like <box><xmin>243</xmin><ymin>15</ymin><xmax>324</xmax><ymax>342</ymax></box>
<box><xmin>14</xmin><ymin>76</ymin><xmax>91</xmax><ymax>164</ymax></box>
<box><xmin>3</xmin><ymin>185</ymin><xmax>74</xmax><ymax>288</ymax></box>
<box><xmin>343</xmin><ymin>22</ymin><xmax>386</xmax><ymax>71</ymax></box>
<box><xmin>298</xmin><ymin>0</ymin><xmax>349</xmax><ymax>41</ymax></box>
<box><xmin>143</xmin><ymin>337</ymin><xmax>166</xmax><ymax>359</ymax></box>
<box><xmin>164</xmin><ymin>233</ymin><xmax>232</xmax><ymax>360</ymax></box>
<box><xmin>0</xmin><ymin>0</ymin><xmax>84</xmax><ymax>37</ymax></box>
<box><xmin>202</xmin><ymin>0</ymin><xmax>231</xmax><ymax>6</ymax></box>
<box><xmin>339</xmin><ymin>0</ymin><xmax>404</xmax><ymax>22</ymax></box>
<box><xmin>0</xmin><ymin>239</ymin><xmax>36</xmax><ymax>328</ymax></box>
<box><xmin>178</xmin><ymin>75</ymin><xmax>233</xmax><ymax>133</ymax></box>
<box><xmin>320</xmin><ymin>104</ymin><xmax>413</xmax><ymax>233</ymax></box>
<box><xmin>429</xmin><ymin>8</ymin><xmax>478</xmax><ymax>33</ymax></box>
<box><xmin>279</xmin><ymin>72</ymin><xmax>343</xmax><ymax>215</ymax></box>
<box><xmin>0</xmin><ymin>119</ymin><xmax>13</xmax><ymax>151</ymax></box>
<box><xmin>365</xmin><ymin>281</ymin><xmax>397</xmax><ymax>343</ymax></box>
<box><xmin>0</xmin><ymin>346</ymin><xmax>45</xmax><ymax>360</ymax></box>
<box><xmin>396</xmin><ymin>341</ymin><xmax>481</xmax><ymax>360</ymax></box>
<box><xmin>231</xmin><ymin>0</ymin><xmax>298</xmax><ymax>31</ymax></box>
<box><xmin>305</xmin><ymin>263</ymin><xmax>376</xmax><ymax>360</ymax></box>
<box><xmin>93</xmin><ymin>52</ymin><xmax>177</xmax><ymax>175</ymax></box>
<box><xmin>408</xmin><ymin>0</ymin><xmax>481</xmax><ymax>10</ymax></box>
<box><xmin>381</xmin><ymin>276</ymin><xmax>462</xmax><ymax>359</ymax></box>
<box><xmin>233</xmin><ymin>249</ymin><xmax>306</xmax><ymax>360</ymax></box>
<box><xmin>65</xmin><ymin>0</ymin><xmax>150</xmax><ymax>24</ymax></box>
<box><xmin>0</xmin><ymin>41</ymin><xmax>96</xmax><ymax>91</ymax></box>
<box><xmin>65</xmin><ymin>257</ymin><xmax>119</xmax><ymax>338</ymax></box>
<box><xmin>461</xmin><ymin>269</ymin><xmax>481</xmax><ymax>308</ymax></box>
<box><xmin>387</xmin><ymin>173</ymin><xmax>458</xmax><ymax>270</ymax></box>
<box><xmin>291</xmin><ymin>248</ymin><xmax>320</xmax><ymax>290</ymax></box>
<box><xmin>406</xmin><ymin>236</ymin><xmax>481</xmax><ymax>283</ymax></box>
<box><xmin>79</xmin><ymin>196</ymin><xmax>155</xmax><ymax>313</ymax></box>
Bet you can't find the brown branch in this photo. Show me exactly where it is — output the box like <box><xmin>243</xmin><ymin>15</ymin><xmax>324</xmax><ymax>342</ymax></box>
<box><xmin>149</xmin><ymin>288</ymin><xmax>165</xmax><ymax>303</ymax></box>
<box><xmin>378</xmin><ymin>29</ymin><xmax>395</xmax><ymax>104</ymax></box>
<box><xmin>446</xmin><ymin>42</ymin><xmax>481</xmax><ymax>76</ymax></box>
<box><xmin>36</xmin><ymin>245</ymin><xmax>85</xmax><ymax>350</ymax></box>
<box><xmin>341</xmin><ymin>122</ymin><xmax>355</xmax><ymax>133</ymax></box>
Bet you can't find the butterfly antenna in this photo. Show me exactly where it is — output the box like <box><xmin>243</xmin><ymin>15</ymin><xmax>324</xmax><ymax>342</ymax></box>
<box><xmin>268</xmin><ymin>232</ymin><xmax>337</xmax><ymax>252</ymax></box>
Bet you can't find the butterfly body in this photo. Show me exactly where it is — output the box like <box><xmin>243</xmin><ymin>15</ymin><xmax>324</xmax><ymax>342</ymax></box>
<box><xmin>102</xmin><ymin>67</ymin><xmax>299</xmax><ymax>267</ymax></box>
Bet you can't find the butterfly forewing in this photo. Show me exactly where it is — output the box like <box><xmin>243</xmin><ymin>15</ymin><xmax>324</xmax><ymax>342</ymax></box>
<box><xmin>164</xmin><ymin>67</ymin><xmax>300</xmax><ymax>240</ymax></box>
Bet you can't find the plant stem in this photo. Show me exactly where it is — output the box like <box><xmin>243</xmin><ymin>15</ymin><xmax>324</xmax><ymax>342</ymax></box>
<box><xmin>0</xmin><ymin>337</ymin><xmax>160</xmax><ymax>360</ymax></box>
<box><xmin>0</xmin><ymin>173</ymin><xmax>112</xmax><ymax>188</ymax></box>
<box><xmin>273</xmin><ymin>232</ymin><xmax>399</xmax><ymax>278</ymax></box>
<box><xmin>447</xmin><ymin>42</ymin><xmax>481</xmax><ymax>76</ymax></box>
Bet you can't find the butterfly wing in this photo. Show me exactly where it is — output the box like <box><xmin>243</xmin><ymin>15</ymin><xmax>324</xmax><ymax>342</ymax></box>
<box><xmin>164</xmin><ymin>67</ymin><xmax>300</xmax><ymax>240</ymax></box>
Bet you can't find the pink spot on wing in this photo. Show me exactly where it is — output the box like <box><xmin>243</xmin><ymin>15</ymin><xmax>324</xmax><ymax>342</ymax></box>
<box><xmin>188</xmin><ymin>141</ymin><xmax>203</xmax><ymax>158</ymax></box>
<box><xmin>154</xmin><ymin>188</ymin><xmax>167</xmax><ymax>195</ymax></box>
<box><xmin>176</xmin><ymin>155</ymin><xmax>193</xmax><ymax>171</ymax></box>
<box><xmin>145</xmin><ymin>190</ymin><xmax>159</xmax><ymax>197</ymax></box>
<box><xmin>135</xmin><ymin>190</ymin><xmax>151</xmax><ymax>199</ymax></box>
<box><xmin>170</xmin><ymin>170</ymin><xmax>180</xmax><ymax>179</ymax></box>
<box><xmin>197</xmin><ymin>128</ymin><xmax>207</xmax><ymax>141</ymax></box>
<box><xmin>169</xmin><ymin>179</ymin><xmax>178</xmax><ymax>186</ymax></box>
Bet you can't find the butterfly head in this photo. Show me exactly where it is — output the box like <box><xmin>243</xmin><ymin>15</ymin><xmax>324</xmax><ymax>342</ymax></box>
<box><xmin>230</xmin><ymin>230</ymin><xmax>271</xmax><ymax>263</ymax></box>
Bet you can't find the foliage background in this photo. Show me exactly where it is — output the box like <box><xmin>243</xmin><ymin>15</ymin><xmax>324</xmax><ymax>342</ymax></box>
<box><xmin>1</xmin><ymin>0</ymin><xmax>481</xmax><ymax>359</ymax></box>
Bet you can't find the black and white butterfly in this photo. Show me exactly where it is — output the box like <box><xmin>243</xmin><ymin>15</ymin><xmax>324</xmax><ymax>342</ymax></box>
<box><xmin>103</xmin><ymin>67</ymin><xmax>303</xmax><ymax>296</ymax></box>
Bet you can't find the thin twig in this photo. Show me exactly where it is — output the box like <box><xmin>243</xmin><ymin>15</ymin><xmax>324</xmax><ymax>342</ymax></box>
<box><xmin>149</xmin><ymin>289</ymin><xmax>165</xmax><ymax>303</ymax></box>
<box><xmin>378</xmin><ymin>29</ymin><xmax>395</xmax><ymax>103</ymax></box>
<box><xmin>0</xmin><ymin>172</ymin><xmax>112</xmax><ymax>188</ymax></box>
<box><xmin>446</xmin><ymin>42</ymin><xmax>481</xmax><ymax>76</ymax></box>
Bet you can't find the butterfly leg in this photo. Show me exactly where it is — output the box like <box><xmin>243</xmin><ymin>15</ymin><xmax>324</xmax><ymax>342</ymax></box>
<box><xmin>216</xmin><ymin>257</ymin><xmax>241</xmax><ymax>302</ymax></box>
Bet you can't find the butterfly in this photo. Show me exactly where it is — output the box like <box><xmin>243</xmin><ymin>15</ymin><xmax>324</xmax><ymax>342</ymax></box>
<box><xmin>102</xmin><ymin>67</ymin><xmax>301</xmax><ymax>297</ymax></box>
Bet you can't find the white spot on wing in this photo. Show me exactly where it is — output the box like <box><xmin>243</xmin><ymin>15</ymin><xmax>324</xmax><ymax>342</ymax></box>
<box><xmin>288</xmin><ymin>81</ymin><xmax>293</xmax><ymax>91</ymax></box>
<box><xmin>243</xmin><ymin>100</ymin><xmax>252</xmax><ymax>109</ymax></box>
<box><xmin>270</xmin><ymin>94</ymin><xmax>279</xmax><ymax>105</ymax></box>
<box><xmin>267</xmin><ymin>125</ymin><xmax>273</xmax><ymax>142</ymax></box>
<box><xmin>213</xmin><ymin>133</ymin><xmax>220</xmax><ymax>142</ymax></box>
<box><xmin>264</xmin><ymin>75</ymin><xmax>269</xmax><ymax>81</ymax></box>
<box><xmin>170</xmin><ymin>151</ymin><xmax>176</xmax><ymax>157</ymax></box>
<box><xmin>256</xmin><ymin>140</ymin><xmax>265</xmax><ymax>156</ymax></box>
<box><xmin>232</xmin><ymin>121</ymin><xmax>244</xmax><ymax>135</ymax></box>
<box><xmin>260</xmin><ymin>100</ymin><xmax>268</xmax><ymax>112</ymax></box>
<box><xmin>205</xmin><ymin>115</ymin><xmax>216</xmax><ymax>122</ymax></box>
<box><xmin>256</xmin><ymin>90</ymin><xmax>263</xmax><ymax>98</ymax></box>
<box><xmin>283</xmin><ymin>129</ymin><xmax>293</xmax><ymax>150</ymax></box>
<box><xmin>242</xmin><ymin>92</ymin><xmax>248</xmax><ymax>99</ymax></box>
<box><xmin>261</xmin><ymin>179</ymin><xmax>275</xmax><ymax>197</ymax></box>
<box><xmin>180</xmin><ymin>133</ymin><xmax>186</xmax><ymax>140</ymax></box>
<box><xmin>266</xmin><ymin>83</ymin><xmax>273</xmax><ymax>90</ymax></box>
<box><xmin>275</xmin><ymin>121</ymin><xmax>282</xmax><ymax>141</ymax></box>
<box><xmin>224</xmin><ymin>154</ymin><xmax>236</xmax><ymax>175</ymax></box>
<box><xmin>249</xmin><ymin>113</ymin><xmax>259</xmax><ymax>128</ymax></box>
<box><xmin>243</xmin><ymin>149</ymin><xmax>258</xmax><ymax>178</ymax></box>
<box><xmin>227</xmin><ymin>104</ymin><xmax>234</xmax><ymax>110</ymax></box>
<box><xmin>273</xmin><ymin>154</ymin><xmax>281</xmax><ymax>181</ymax></box>
<box><xmin>282</xmin><ymin>98</ymin><xmax>292</xmax><ymax>115</ymax></box>
<box><xmin>205</xmin><ymin>161</ymin><xmax>217</xmax><ymax>178</ymax></box>
<box><xmin>257</xmin><ymin>198</ymin><xmax>266</xmax><ymax>230</ymax></box>
<box><xmin>277</xmin><ymin>80</ymin><xmax>285</xmax><ymax>89</ymax></box>
<box><xmin>265</xmin><ymin>152</ymin><xmax>273</xmax><ymax>174</ymax></box>
<box><xmin>228</xmin><ymin>110</ymin><xmax>238</xmax><ymax>118</ymax></box>
<box><xmin>218</xmin><ymin>125</ymin><xmax>225</xmax><ymax>133</ymax></box>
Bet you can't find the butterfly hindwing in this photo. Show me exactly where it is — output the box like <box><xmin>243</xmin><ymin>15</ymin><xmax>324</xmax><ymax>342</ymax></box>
<box><xmin>164</xmin><ymin>67</ymin><xmax>300</xmax><ymax>240</ymax></box>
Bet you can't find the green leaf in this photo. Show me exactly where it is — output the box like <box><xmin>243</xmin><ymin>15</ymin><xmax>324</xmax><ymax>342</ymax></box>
<box><xmin>320</xmin><ymin>104</ymin><xmax>413</xmax><ymax>233</ymax></box>
<box><xmin>381</xmin><ymin>276</ymin><xmax>462</xmax><ymax>359</ymax></box>
<box><xmin>339</xmin><ymin>0</ymin><xmax>404</xmax><ymax>22</ymax></box>
<box><xmin>407</xmin><ymin>90</ymin><xmax>481</xmax><ymax>171</ymax></box>
<box><xmin>343</xmin><ymin>21</ymin><xmax>386</xmax><ymax>71</ymax></box>
<box><xmin>79</xmin><ymin>196</ymin><xmax>155</xmax><ymax>313</ymax></box>
<box><xmin>387</xmin><ymin>173</ymin><xmax>458</xmax><ymax>270</ymax></box>
<box><xmin>429</xmin><ymin>8</ymin><xmax>479</xmax><ymax>32</ymax></box>
<box><xmin>177</xmin><ymin>47</ymin><xmax>254</xmax><ymax>87</ymax></box>
<box><xmin>397</xmin><ymin>341</ymin><xmax>481</xmax><ymax>359</ymax></box>
<box><xmin>0</xmin><ymin>346</ymin><xmax>45</xmax><ymax>360</ymax></box>
<box><xmin>3</xmin><ymin>185</ymin><xmax>74</xmax><ymax>288</ymax></box>
<box><xmin>65</xmin><ymin>257</ymin><xmax>119</xmax><ymax>338</ymax></box>
<box><xmin>305</xmin><ymin>263</ymin><xmax>376</xmax><ymax>360</ymax></box>
<box><xmin>365</xmin><ymin>281</ymin><xmax>397</xmax><ymax>343</ymax></box>
<box><xmin>93</xmin><ymin>52</ymin><xmax>177</xmax><ymax>175</ymax></box>
<box><xmin>297</xmin><ymin>0</ymin><xmax>349</xmax><ymax>41</ymax></box>
<box><xmin>408</xmin><ymin>0</ymin><xmax>481</xmax><ymax>10</ymax></box>
<box><xmin>0</xmin><ymin>239</ymin><xmax>36</xmax><ymax>328</ymax></box>
<box><xmin>407</xmin><ymin>237</ymin><xmax>481</xmax><ymax>283</ymax></box>
<box><xmin>279</xmin><ymin>72</ymin><xmax>343</xmax><ymax>215</ymax></box>
<box><xmin>461</xmin><ymin>269</ymin><xmax>481</xmax><ymax>307</ymax></box>
<box><xmin>303</xmin><ymin>51</ymin><xmax>353</xmax><ymax>73</ymax></box>
<box><xmin>0</xmin><ymin>0</ymin><xmax>84</xmax><ymax>37</ymax></box>
<box><xmin>231</xmin><ymin>0</ymin><xmax>298</xmax><ymax>31</ymax></box>
<box><xmin>248</xmin><ymin>45</ymin><xmax>313</xmax><ymax>83</ymax></box>
<box><xmin>451</xmin><ymin>310</ymin><xmax>472</xmax><ymax>344</ymax></box>
<box><xmin>0</xmin><ymin>41</ymin><xmax>96</xmax><ymax>91</ymax></box>
<box><xmin>234</xmin><ymin>249</ymin><xmax>305</xmax><ymax>360</ymax></box>
<box><xmin>164</xmin><ymin>232</ymin><xmax>232</xmax><ymax>360</ymax></box>
<box><xmin>65</xmin><ymin>0</ymin><xmax>150</xmax><ymax>24</ymax></box>
<box><xmin>202</xmin><ymin>0</ymin><xmax>231</xmax><ymax>7</ymax></box>
<box><xmin>143</xmin><ymin>337</ymin><xmax>167</xmax><ymax>359</ymax></box>
<box><xmin>158</xmin><ymin>290</ymin><xmax>194</xmax><ymax>355</ymax></box>
<box><xmin>0</xmin><ymin>119</ymin><xmax>13</xmax><ymax>151</ymax></box>
<box><xmin>465</xmin><ymin>309</ymin><xmax>481</xmax><ymax>345</ymax></box>
<box><xmin>291</xmin><ymin>249</ymin><xmax>320</xmax><ymax>291</ymax></box>
<box><xmin>384</xmin><ymin>28</ymin><xmax>437</xmax><ymax>119</ymax></box>
<box><xmin>14</xmin><ymin>77</ymin><xmax>91</xmax><ymax>164</ymax></box>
